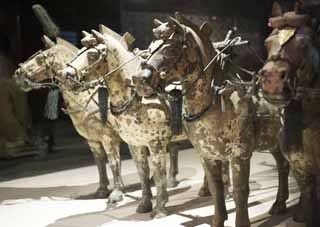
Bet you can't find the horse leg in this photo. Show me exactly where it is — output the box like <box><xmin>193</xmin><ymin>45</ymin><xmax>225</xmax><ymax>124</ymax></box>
<box><xmin>198</xmin><ymin>175</ymin><xmax>211</xmax><ymax>197</ymax></box>
<box><xmin>129</xmin><ymin>145</ymin><xmax>153</xmax><ymax>213</ymax></box>
<box><xmin>167</xmin><ymin>142</ymin><xmax>179</xmax><ymax>188</ymax></box>
<box><xmin>222</xmin><ymin>161</ymin><xmax>231</xmax><ymax>199</ymax></box>
<box><xmin>231</xmin><ymin>157</ymin><xmax>250</xmax><ymax>227</ymax></box>
<box><xmin>149</xmin><ymin>140</ymin><xmax>169</xmax><ymax>218</ymax></box>
<box><xmin>101</xmin><ymin>135</ymin><xmax>124</xmax><ymax>203</ymax></box>
<box><xmin>199</xmin><ymin>161</ymin><xmax>230</xmax><ymax>198</ymax></box>
<box><xmin>269</xmin><ymin>144</ymin><xmax>290</xmax><ymax>215</ymax></box>
<box><xmin>87</xmin><ymin>141</ymin><xmax>110</xmax><ymax>198</ymax></box>
<box><xmin>201</xmin><ymin>158</ymin><xmax>227</xmax><ymax>227</ymax></box>
<box><xmin>292</xmin><ymin>169</ymin><xmax>317</xmax><ymax>227</ymax></box>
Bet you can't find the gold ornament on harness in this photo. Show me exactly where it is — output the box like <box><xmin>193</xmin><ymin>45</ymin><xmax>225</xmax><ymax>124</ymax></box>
<box><xmin>278</xmin><ymin>27</ymin><xmax>296</xmax><ymax>46</ymax></box>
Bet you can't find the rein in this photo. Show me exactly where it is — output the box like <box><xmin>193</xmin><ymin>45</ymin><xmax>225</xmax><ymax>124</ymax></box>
<box><xmin>81</xmin><ymin>49</ymin><xmax>149</xmax><ymax>89</ymax></box>
<box><xmin>148</xmin><ymin>28</ymin><xmax>259</xmax><ymax>121</ymax></box>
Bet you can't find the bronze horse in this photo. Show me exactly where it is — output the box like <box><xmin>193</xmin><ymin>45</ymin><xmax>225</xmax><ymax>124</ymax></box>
<box><xmin>14</xmin><ymin>36</ymin><xmax>124</xmax><ymax>201</ymax></box>
<box><xmin>132</xmin><ymin>14</ymin><xmax>291</xmax><ymax>227</ymax></box>
<box><xmin>259</xmin><ymin>7</ymin><xmax>320</xmax><ymax>227</ymax></box>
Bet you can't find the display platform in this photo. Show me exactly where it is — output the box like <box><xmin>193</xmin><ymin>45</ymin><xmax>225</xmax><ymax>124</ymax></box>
<box><xmin>0</xmin><ymin>148</ymin><xmax>307</xmax><ymax>227</ymax></box>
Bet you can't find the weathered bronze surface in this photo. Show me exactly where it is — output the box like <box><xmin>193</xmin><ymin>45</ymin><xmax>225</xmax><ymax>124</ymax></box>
<box><xmin>259</xmin><ymin>5</ymin><xmax>320</xmax><ymax>226</ymax></box>
<box><xmin>133</xmin><ymin>14</ymin><xmax>292</xmax><ymax>227</ymax></box>
<box><xmin>14</xmin><ymin>37</ymin><xmax>124</xmax><ymax>201</ymax></box>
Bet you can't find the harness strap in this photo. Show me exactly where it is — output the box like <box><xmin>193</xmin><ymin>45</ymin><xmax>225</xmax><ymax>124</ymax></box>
<box><xmin>110</xmin><ymin>92</ymin><xmax>137</xmax><ymax>116</ymax></box>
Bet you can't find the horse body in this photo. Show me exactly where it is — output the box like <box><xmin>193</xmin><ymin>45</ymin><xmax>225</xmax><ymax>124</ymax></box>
<box><xmin>14</xmin><ymin>39</ymin><xmax>124</xmax><ymax>200</ymax></box>
<box><xmin>132</xmin><ymin>14</ymin><xmax>296</xmax><ymax>226</ymax></box>
<box><xmin>134</xmin><ymin>16</ymin><xmax>256</xmax><ymax>227</ymax></box>
<box><xmin>61</xmin><ymin>29</ymin><xmax>175</xmax><ymax>217</ymax></box>
<box><xmin>259</xmin><ymin>5</ymin><xmax>320</xmax><ymax>226</ymax></box>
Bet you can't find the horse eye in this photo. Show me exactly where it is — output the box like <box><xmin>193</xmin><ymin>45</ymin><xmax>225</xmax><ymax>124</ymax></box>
<box><xmin>35</xmin><ymin>55</ymin><xmax>45</xmax><ymax>65</ymax></box>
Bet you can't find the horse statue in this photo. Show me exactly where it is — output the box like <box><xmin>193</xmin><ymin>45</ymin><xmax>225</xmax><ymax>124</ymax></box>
<box><xmin>132</xmin><ymin>14</ymin><xmax>296</xmax><ymax>227</ymax></box>
<box><xmin>59</xmin><ymin>25</ymin><xmax>182</xmax><ymax>218</ymax></box>
<box><xmin>0</xmin><ymin>48</ymin><xmax>34</xmax><ymax>158</ymax></box>
<box><xmin>14</xmin><ymin>36</ymin><xmax>125</xmax><ymax>201</ymax></box>
<box><xmin>259</xmin><ymin>4</ymin><xmax>320</xmax><ymax>226</ymax></box>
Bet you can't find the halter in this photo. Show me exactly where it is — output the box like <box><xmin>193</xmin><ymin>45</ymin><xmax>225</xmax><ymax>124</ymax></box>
<box><xmin>18</xmin><ymin>48</ymin><xmax>60</xmax><ymax>89</ymax></box>
<box><xmin>261</xmin><ymin>26</ymin><xmax>320</xmax><ymax>104</ymax></box>
<box><xmin>143</xmin><ymin>24</ymin><xmax>255</xmax><ymax>121</ymax></box>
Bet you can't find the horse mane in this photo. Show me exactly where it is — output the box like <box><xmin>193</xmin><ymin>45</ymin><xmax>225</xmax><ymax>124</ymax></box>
<box><xmin>56</xmin><ymin>37</ymin><xmax>79</xmax><ymax>53</ymax></box>
<box><xmin>174</xmin><ymin>12</ymin><xmax>212</xmax><ymax>43</ymax></box>
<box><xmin>174</xmin><ymin>13</ymin><xmax>215</xmax><ymax>75</ymax></box>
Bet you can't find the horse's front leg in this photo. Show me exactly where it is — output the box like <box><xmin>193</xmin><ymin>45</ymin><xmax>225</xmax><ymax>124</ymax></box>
<box><xmin>128</xmin><ymin>145</ymin><xmax>153</xmax><ymax>213</ymax></box>
<box><xmin>201</xmin><ymin>158</ymin><xmax>227</xmax><ymax>227</ymax></box>
<box><xmin>149</xmin><ymin>140</ymin><xmax>169</xmax><ymax>218</ymax></box>
<box><xmin>87</xmin><ymin>141</ymin><xmax>110</xmax><ymax>198</ymax></box>
<box><xmin>167</xmin><ymin>142</ymin><xmax>179</xmax><ymax>188</ymax></box>
<box><xmin>231</xmin><ymin>156</ymin><xmax>250</xmax><ymax>227</ymax></box>
<box><xmin>101</xmin><ymin>135</ymin><xmax>124</xmax><ymax>203</ymax></box>
<box><xmin>199</xmin><ymin>161</ymin><xmax>231</xmax><ymax>198</ymax></box>
<box><xmin>269</xmin><ymin>144</ymin><xmax>290</xmax><ymax>215</ymax></box>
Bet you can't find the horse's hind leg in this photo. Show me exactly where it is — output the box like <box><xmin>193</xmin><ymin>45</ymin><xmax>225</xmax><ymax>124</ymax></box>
<box><xmin>231</xmin><ymin>157</ymin><xmax>250</xmax><ymax>227</ymax></box>
<box><xmin>167</xmin><ymin>142</ymin><xmax>179</xmax><ymax>188</ymax></box>
<box><xmin>269</xmin><ymin>144</ymin><xmax>290</xmax><ymax>215</ymax></box>
<box><xmin>149</xmin><ymin>140</ymin><xmax>169</xmax><ymax>218</ymax></box>
<box><xmin>129</xmin><ymin>145</ymin><xmax>153</xmax><ymax>213</ymax></box>
<box><xmin>87</xmin><ymin>141</ymin><xmax>110</xmax><ymax>198</ymax></box>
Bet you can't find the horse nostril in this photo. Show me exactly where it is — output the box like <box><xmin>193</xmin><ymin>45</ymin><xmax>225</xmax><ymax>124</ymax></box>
<box><xmin>280</xmin><ymin>71</ymin><xmax>286</xmax><ymax>80</ymax></box>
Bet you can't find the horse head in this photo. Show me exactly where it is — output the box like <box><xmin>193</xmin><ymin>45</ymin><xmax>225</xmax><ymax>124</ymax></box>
<box><xmin>14</xmin><ymin>36</ymin><xmax>78</xmax><ymax>91</ymax></box>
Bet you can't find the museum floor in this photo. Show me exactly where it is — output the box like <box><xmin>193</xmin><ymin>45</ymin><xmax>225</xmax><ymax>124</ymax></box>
<box><xmin>0</xmin><ymin>122</ymin><xmax>318</xmax><ymax>227</ymax></box>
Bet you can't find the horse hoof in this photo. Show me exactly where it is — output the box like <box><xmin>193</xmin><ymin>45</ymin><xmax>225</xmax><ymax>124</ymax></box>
<box><xmin>136</xmin><ymin>198</ymin><xmax>152</xmax><ymax>213</ymax></box>
<box><xmin>107</xmin><ymin>189</ymin><xmax>123</xmax><ymax>203</ymax></box>
<box><xmin>269</xmin><ymin>201</ymin><xmax>287</xmax><ymax>215</ymax></box>
<box><xmin>167</xmin><ymin>177</ymin><xmax>179</xmax><ymax>188</ymax></box>
<box><xmin>198</xmin><ymin>186</ymin><xmax>211</xmax><ymax>197</ymax></box>
<box><xmin>95</xmin><ymin>188</ymin><xmax>111</xmax><ymax>199</ymax></box>
<box><xmin>151</xmin><ymin>208</ymin><xmax>169</xmax><ymax>218</ymax></box>
<box><xmin>293</xmin><ymin>211</ymin><xmax>305</xmax><ymax>223</ymax></box>
<box><xmin>211</xmin><ymin>219</ymin><xmax>224</xmax><ymax>227</ymax></box>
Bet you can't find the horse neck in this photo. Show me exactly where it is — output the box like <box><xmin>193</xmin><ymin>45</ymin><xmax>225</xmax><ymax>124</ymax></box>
<box><xmin>53</xmin><ymin>46</ymin><xmax>84</xmax><ymax>115</ymax></box>
<box><xmin>182</xmin><ymin>28</ymin><xmax>215</xmax><ymax>115</ymax></box>
<box><xmin>183</xmin><ymin>69</ymin><xmax>214</xmax><ymax>116</ymax></box>
<box><xmin>60</xmin><ymin>88</ymin><xmax>98</xmax><ymax>118</ymax></box>
<box><xmin>104</xmin><ymin>39</ymin><xmax>139</xmax><ymax>107</ymax></box>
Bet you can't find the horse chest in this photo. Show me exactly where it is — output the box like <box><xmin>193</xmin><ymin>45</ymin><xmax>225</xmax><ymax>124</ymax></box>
<box><xmin>184</xmin><ymin>110</ymin><xmax>254</xmax><ymax>160</ymax></box>
<box><xmin>109</xmin><ymin>110</ymin><xmax>171</xmax><ymax>146</ymax></box>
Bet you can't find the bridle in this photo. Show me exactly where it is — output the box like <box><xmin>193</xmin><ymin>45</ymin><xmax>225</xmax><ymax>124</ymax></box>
<box><xmin>260</xmin><ymin>28</ymin><xmax>320</xmax><ymax>105</ymax></box>
<box><xmin>18</xmin><ymin>48</ymin><xmax>60</xmax><ymax>89</ymax></box>
<box><xmin>141</xmin><ymin>25</ymin><xmax>258</xmax><ymax>121</ymax></box>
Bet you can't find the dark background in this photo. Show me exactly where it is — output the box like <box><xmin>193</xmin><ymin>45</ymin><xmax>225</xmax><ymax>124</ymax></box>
<box><xmin>0</xmin><ymin>0</ymin><xmax>295</xmax><ymax>124</ymax></box>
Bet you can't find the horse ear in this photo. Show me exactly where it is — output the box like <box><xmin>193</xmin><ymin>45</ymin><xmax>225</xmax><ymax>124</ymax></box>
<box><xmin>200</xmin><ymin>22</ymin><xmax>212</xmax><ymax>37</ymax></box>
<box><xmin>42</xmin><ymin>35</ymin><xmax>55</xmax><ymax>49</ymax></box>
<box><xmin>153</xmin><ymin>19</ymin><xmax>163</xmax><ymax>27</ymax></box>
<box><xmin>91</xmin><ymin>29</ymin><xmax>105</xmax><ymax>43</ymax></box>
<box><xmin>56</xmin><ymin>37</ymin><xmax>79</xmax><ymax>53</ymax></box>
<box><xmin>168</xmin><ymin>17</ymin><xmax>184</xmax><ymax>34</ymax></box>
<box><xmin>121</xmin><ymin>32</ymin><xmax>135</xmax><ymax>50</ymax></box>
<box><xmin>99</xmin><ymin>24</ymin><xmax>122</xmax><ymax>41</ymax></box>
<box><xmin>272</xmin><ymin>2</ymin><xmax>283</xmax><ymax>17</ymax></box>
<box><xmin>82</xmin><ymin>30</ymin><xmax>91</xmax><ymax>38</ymax></box>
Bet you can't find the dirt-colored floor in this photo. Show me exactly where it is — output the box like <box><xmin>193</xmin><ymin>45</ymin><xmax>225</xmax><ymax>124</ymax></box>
<box><xmin>0</xmin><ymin>120</ymin><xmax>319</xmax><ymax>227</ymax></box>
